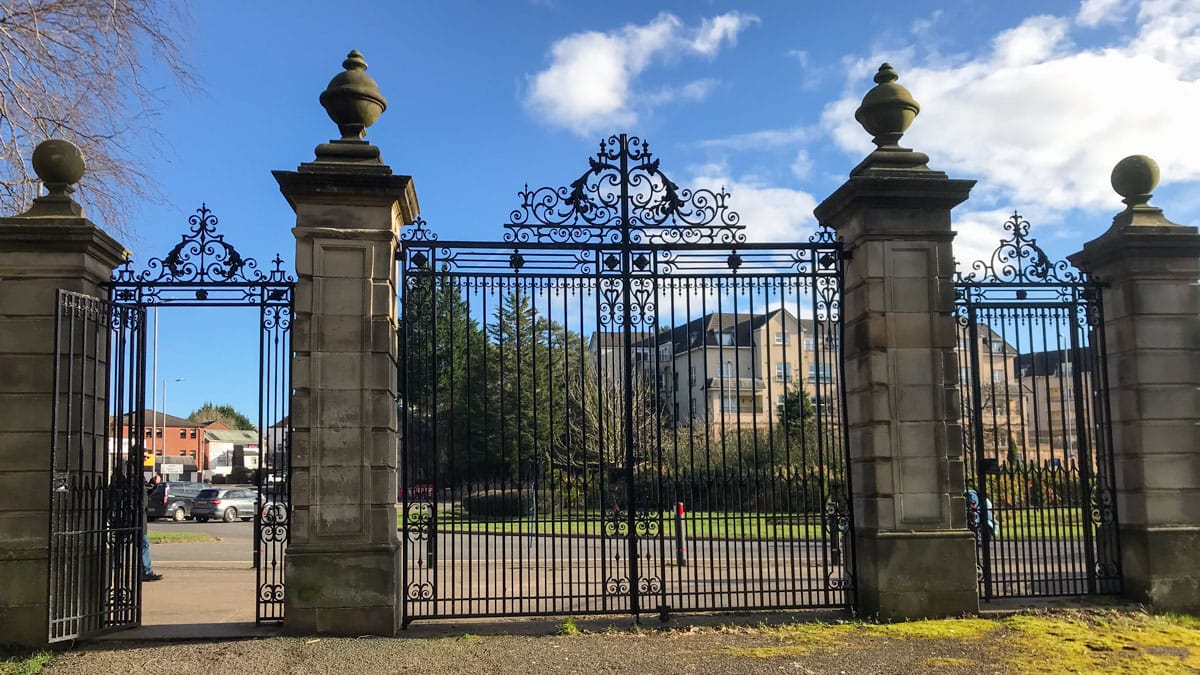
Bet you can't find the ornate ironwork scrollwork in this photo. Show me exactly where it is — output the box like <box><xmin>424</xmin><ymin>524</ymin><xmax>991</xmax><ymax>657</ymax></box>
<box><xmin>407</xmin><ymin>581</ymin><xmax>435</xmax><ymax>601</ymax></box>
<box><xmin>605</xmin><ymin>576</ymin><xmax>631</xmax><ymax>596</ymax></box>
<box><xmin>406</xmin><ymin>501</ymin><xmax>435</xmax><ymax>543</ymax></box>
<box><xmin>504</xmin><ymin>134</ymin><xmax>744</xmax><ymax>246</ymax></box>
<box><xmin>109</xmin><ymin>204</ymin><xmax>295</xmax><ymax>305</ymax></box>
<box><xmin>957</xmin><ymin>212</ymin><xmax>1083</xmax><ymax>284</ymax></box>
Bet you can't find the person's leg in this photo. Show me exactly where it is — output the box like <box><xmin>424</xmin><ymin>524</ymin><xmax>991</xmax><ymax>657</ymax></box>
<box><xmin>140</xmin><ymin>532</ymin><xmax>162</xmax><ymax>579</ymax></box>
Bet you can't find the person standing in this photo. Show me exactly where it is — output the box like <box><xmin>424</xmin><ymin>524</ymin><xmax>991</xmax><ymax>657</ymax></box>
<box><xmin>142</xmin><ymin>472</ymin><xmax>163</xmax><ymax>580</ymax></box>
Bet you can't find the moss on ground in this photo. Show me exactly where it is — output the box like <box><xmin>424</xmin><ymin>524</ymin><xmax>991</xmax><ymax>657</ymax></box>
<box><xmin>715</xmin><ymin>609</ymin><xmax>1200</xmax><ymax>672</ymax></box>
<box><xmin>1001</xmin><ymin>610</ymin><xmax>1200</xmax><ymax>674</ymax></box>
<box><xmin>863</xmin><ymin>617</ymin><xmax>998</xmax><ymax>640</ymax></box>
<box><xmin>0</xmin><ymin>649</ymin><xmax>52</xmax><ymax>675</ymax></box>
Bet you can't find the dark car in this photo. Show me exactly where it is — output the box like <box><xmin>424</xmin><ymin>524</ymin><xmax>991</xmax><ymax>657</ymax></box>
<box><xmin>146</xmin><ymin>481</ymin><xmax>207</xmax><ymax>521</ymax></box>
<box><xmin>191</xmin><ymin>487</ymin><xmax>259</xmax><ymax>523</ymax></box>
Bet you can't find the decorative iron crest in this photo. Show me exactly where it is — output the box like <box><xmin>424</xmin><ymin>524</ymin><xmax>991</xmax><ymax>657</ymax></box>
<box><xmin>505</xmin><ymin>134</ymin><xmax>743</xmax><ymax>245</ymax></box>
<box><xmin>110</xmin><ymin>204</ymin><xmax>294</xmax><ymax>305</ymax></box>
<box><xmin>112</xmin><ymin>204</ymin><xmax>293</xmax><ymax>285</ymax></box>
<box><xmin>957</xmin><ymin>212</ymin><xmax>1082</xmax><ymax>284</ymax></box>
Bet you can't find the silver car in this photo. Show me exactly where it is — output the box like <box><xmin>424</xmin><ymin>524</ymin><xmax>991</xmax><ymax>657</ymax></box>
<box><xmin>191</xmin><ymin>487</ymin><xmax>259</xmax><ymax>523</ymax></box>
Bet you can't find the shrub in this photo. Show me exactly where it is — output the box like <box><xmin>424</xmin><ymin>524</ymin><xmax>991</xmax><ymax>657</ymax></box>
<box><xmin>462</xmin><ymin>489</ymin><xmax>539</xmax><ymax>517</ymax></box>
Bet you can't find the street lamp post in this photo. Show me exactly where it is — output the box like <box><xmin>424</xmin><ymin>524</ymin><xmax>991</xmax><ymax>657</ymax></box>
<box><xmin>158</xmin><ymin>377</ymin><xmax>185</xmax><ymax>478</ymax></box>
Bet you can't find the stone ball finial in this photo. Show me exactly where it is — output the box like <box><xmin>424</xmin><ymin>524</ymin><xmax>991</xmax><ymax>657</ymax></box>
<box><xmin>1111</xmin><ymin>154</ymin><xmax>1159</xmax><ymax>208</ymax></box>
<box><xmin>31</xmin><ymin>139</ymin><xmax>85</xmax><ymax>195</ymax></box>
<box><xmin>855</xmin><ymin>63</ymin><xmax>921</xmax><ymax>148</ymax></box>
<box><xmin>318</xmin><ymin>49</ymin><xmax>388</xmax><ymax>142</ymax></box>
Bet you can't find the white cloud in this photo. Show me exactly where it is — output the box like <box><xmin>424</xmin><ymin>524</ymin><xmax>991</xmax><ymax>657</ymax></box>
<box><xmin>790</xmin><ymin>149</ymin><xmax>814</xmax><ymax>180</ymax></box>
<box><xmin>689</xmin><ymin>164</ymin><xmax>820</xmax><ymax>242</ymax></box>
<box><xmin>1077</xmin><ymin>0</ymin><xmax>1130</xmax><ymax>27</ymax></box>
<box><xmin>697</xmin><ymin>126</ymin><xmax>818</xmax><ymax>151</ymax></box>
<box><xmin>823</xmin><ymin>1</ymin><xmax>1200</xmax><ymax>217</ymax></box>
<box><xmin>525</xmin><ymin>12</ymin><xmax>757</xmax><ymax>135</ymax></box>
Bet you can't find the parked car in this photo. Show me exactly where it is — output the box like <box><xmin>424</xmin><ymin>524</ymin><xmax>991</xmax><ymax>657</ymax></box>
<box><xmin>191</xmin><ymin>487</ymin><xmax>259</xmax><ymax>523</ymax></box>
<box><xmin>146</xmin><ymin>481</ymin><xmax>207</xmax><ymax>522</ymax></box>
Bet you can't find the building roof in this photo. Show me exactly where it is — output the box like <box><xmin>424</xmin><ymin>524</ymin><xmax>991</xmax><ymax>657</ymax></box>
<box><xmin>661</xmin><ymin>308</ymin><xmax>810</xmax><ymax>352</ymax></box>
<box><xmin>121</xmin><ymin>410</ymin><xmax>219</xmax><ymax>428</ymax></box>
<box><xmin>1013</xmin><ymin>347</ymin><xmax>1093</xmax><ymax>377</ymax></box>
<box><xmin>203</xmin><ymin>429</ymin><xmax>261</xmax><ymax>444</ymax></box>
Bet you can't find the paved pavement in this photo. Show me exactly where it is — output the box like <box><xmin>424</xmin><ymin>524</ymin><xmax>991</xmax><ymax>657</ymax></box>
<box><xmin>144</xmin><ymin>520</ymin><xmax>258</xmax><ymax>628</ymax></box>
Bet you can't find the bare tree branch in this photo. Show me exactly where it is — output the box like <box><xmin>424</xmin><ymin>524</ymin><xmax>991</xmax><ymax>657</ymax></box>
<box><xmin>0</xmin><ymin>0</ymin><xmax>196</xmax><ymax>234</ymax></box>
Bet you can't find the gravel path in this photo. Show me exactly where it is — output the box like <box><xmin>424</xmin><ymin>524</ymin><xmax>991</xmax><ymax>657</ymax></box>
<box><xmin>43</xmin><ymin>625</ymin><xmax>998</xmax><ymax>675</ymax></box>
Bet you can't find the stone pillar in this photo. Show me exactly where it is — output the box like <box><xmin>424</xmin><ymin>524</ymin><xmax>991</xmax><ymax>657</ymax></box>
<box><xmin>1068</xmin><ymin>156</ymin><xmax>1200</xmax><ymax>611</ymax></box>
<box><xmin>814</xmin><ymin>64</ymin><xmax>978</xmax><ymax>619</ymax></box>
<box><xmin>0</xmin><ymin>141</ymin><xmax>126</xmax><ymax>647</ymax></box>
<box><xmin>273</xmin><ymin>51</ymin><xmax>419</xmax><ymax>635</ymax></box>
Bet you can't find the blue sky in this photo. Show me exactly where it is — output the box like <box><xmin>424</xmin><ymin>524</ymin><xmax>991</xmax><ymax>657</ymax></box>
<box><xmin>114</xmin><ymin>0</ymin><xmax>1198</xmax><ymax>421</ymax></box>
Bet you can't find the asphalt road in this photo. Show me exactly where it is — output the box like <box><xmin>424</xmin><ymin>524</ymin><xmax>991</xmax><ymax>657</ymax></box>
<box><xmin>148</xmin><ymin>518</ymin><xmax>255</xmax><ymax>564</ymax></box>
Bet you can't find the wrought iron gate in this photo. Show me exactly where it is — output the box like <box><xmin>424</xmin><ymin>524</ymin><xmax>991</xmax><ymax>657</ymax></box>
<box><xmin>955</xmin><ymin>213</ymin><xmax>1120</xmax><ymax>600</ymax></box>
<box><xmin>48</xmin><ymin>291</ymin><xmax>146</xmax><ymax>642</ymax></box>
<box><xmin>104</xmin><ymin>204</ymin><xmax>295</xmax><ymax>625</ymax></box>
<box><xmin>399</xmin><ymin>135</ymin><xmax>853</xmax><ymax>623</ymax></box>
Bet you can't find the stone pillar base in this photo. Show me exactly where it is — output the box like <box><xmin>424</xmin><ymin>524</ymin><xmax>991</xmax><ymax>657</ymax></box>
<box><xmin>1120</xmin><ymin>526</ymin><xmax>1200</xmax><ymax>612</ymax></box>
<box><xmin>854</xmin><ymin>530</ymin><xmax>979</xmax><ymax>620</ymax></box>
<box><xmin>284</xmin><ymin>544</ymin><xmax>400</xmax><ymax>636</ymax></box>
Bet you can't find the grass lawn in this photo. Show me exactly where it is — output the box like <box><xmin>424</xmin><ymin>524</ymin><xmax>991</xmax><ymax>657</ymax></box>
<box><xmin>397</xmin><ymin>504</ymin><xmax>1090</xmax><ymax>541</ymax></box>
<box><xmin>0</xmin><ymin>648</ymin><xmax>51</xmax><ymax>675</ymax></box>
<box><xmin>147</xmin><ymin>531</ymin><xmax>219</xmax><ymax>544</ymax></box>
<box><xmin>399</xmin><ymin>508</ymin><xmax>830</xmax><ymax>540</ymax></box>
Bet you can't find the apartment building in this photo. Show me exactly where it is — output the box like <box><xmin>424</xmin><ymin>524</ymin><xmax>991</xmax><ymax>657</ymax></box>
<box><xmin>590</xmin><ymin>308</ymin><xmax>835</xmax><ymax>427</ymax></box>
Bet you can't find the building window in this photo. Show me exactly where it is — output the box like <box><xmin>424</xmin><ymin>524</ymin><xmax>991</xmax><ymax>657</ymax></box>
<box><xmin>717</xmin><ymin>332</ymin><xmax>734</xmax><ymax>346</ymax></box>
<box><xmin>803</xmin><ymin>336</ymin><xmax>814</xmax><ymax>351</ymax></box>
<box><xmin>809</xmin><ymin>364</ymin><xmax>833</xmax><ymax>382</ymax></box>
<box><xmin>178</xmin><ymin>450</ymin><xmax>186</xmax><ymax>456</ymax></box>
<box><xmin>179</xmin><ymin>428</ymin><xmax>186</xmax><ymax>439</ymax></box>
<box><xmin>775</xmin><ymin>362</ymin><xmax>792</xmax><ymax>381</ymax></box>
<box><xmin>155</xmin><ymin>428</ymin><xmax>163</xmax><ymax>437</ymax></box>
<box><xmin>721</xmin><ymin>396</ymin><xmax>739</xmax><ymax>413</ymax></box>
<box><xmin>690</xmin><ymin>366</ymin><xmax>696</xmax><ymax>386</ymax></box>
<box><xmin>722</xmin><ymin>361</ymin><xmax>734</xmax><ymax>378</ymax></box>
<box><xmin>992</xmin><ymin>369</ymin><xmax>1005</xmax><ymax>383</ymax></box>
<box><xmin>776</xmin><ymin>395</ymin><xmax>785</xmax><ymax>408</ymax></box>
<box><xmin>774</xmin><ymin>332</ymin><xmax>790</xmax><ymax>345</ymax></box>
<box><xmin>190</xmin><ymin>428</ymin><xmax>197</xmax><ymax>439</ymax></box>
<box><xmin>145</xmin><ymin>429</ymin><xmax>152</xmax><ymax>437</ymax></box>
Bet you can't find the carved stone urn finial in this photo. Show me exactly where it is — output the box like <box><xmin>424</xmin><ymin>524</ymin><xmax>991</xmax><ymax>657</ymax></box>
<box><xmin>855</xmin><ymin>63</ymin><xmax>921</xmax><ymax>148</ymax></box>
<box><xmin>319</xmin><ymin>50</ymin><xmax>388</xmax><ymax>142</ymax></box>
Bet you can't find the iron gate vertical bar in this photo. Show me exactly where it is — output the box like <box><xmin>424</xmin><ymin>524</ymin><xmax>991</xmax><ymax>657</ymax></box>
<box><xmin>833</xmin><ymin>245</ymin><xmax>855</xmax><ymax>605</ymax></box>
<box><xmin>1068</xmin><ymin>298</ymin><xmax>1098</xmax><ymax>594</ymax></box>
<box><xmin>615</xmin><ymin>135</ymin><xmax>641</xmax><ymax>617</ymax></box>
<box><xmin>965</xmin><ymin>303</ymin><xmax>993</xmax><ymax>600</ymax></box>
<box><xmin>1089</xmin><ymin>288</ymin><xmax>1121</xmax><ymax>592</ymax></box>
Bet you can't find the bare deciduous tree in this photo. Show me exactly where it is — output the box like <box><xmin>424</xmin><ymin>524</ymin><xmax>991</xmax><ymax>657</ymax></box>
<box><xmin>0</xmin><ymin>0</ymin><xmax>195</xmax><ymax>232</ymax></box>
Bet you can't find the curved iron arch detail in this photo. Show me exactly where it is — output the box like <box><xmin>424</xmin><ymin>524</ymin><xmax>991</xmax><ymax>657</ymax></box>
<box><xmin>503</xmin><ymin>134</ymin><xmax>744</xmax><ymax>246</ymax></box>
<box><xmin>957</xmin><ymin>211</ymin><xmax>1083</xmax><ymax>284</ymax></box>
<box><xmin>109</xmin><ymin>204</ymin><xmax>295</xmax><ymax>307</ymax></box>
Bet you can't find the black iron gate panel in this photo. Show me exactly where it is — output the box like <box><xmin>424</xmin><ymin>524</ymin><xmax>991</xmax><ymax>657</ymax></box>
<box><xmin>955</xmin><ymin>213</ymin><xmax>1120</xmax><ymax>600</ymax></box>
<box><xmin>48</xmin><ymin>290</ymin><xmax>146</xmax><ymax>642</ymax></box>
<box><xmin>108</xmin><ymin>204</ymin><xmax>294</xmax><ymax>624</ymax></box>
<box><xmin>399</xmin><ymin>135</ymin><xmax>852</xmax><ymax>623</ymax></box>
